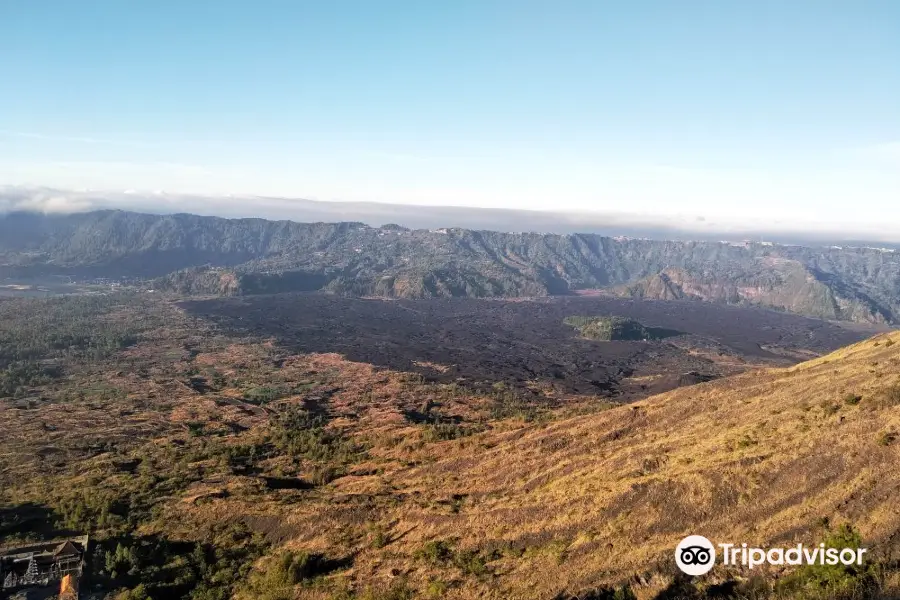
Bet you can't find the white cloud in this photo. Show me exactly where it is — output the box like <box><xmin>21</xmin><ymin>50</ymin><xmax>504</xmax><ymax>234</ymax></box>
<box><xmin>1</xmin><ymin>133</ymin><xmax>900</xmax><ymax>240</ymax></box>
<box><xmin>0</xmin><ymin>187</ymin><xmax>101</xmax><ymax>213</ymax></box>
<box><xmin>2</xmin><ymin>184</ymin><xmax>900</xmax><ymax>244</ymax></box>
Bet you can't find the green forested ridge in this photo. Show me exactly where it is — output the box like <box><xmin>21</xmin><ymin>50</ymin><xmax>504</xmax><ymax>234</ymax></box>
<box><xmin>2</xmin><ymin>210</ymin><xmax>899</xmax><ymax>323</ymax></box>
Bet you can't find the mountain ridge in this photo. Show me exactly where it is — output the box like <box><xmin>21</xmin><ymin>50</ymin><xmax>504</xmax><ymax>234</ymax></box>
<box><xmin>1</xmin><ymin>209</ymin><xmax>899</xmax><ymax>324</ymax></box>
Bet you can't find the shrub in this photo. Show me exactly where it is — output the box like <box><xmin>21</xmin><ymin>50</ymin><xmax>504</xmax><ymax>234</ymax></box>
<box><xmin>273</xmin><ymin>551</ymin><xmax>314</xmax><ymax>585</ymax></box>
<box><xmin>243</xmin><ymin>386</ymin><xmax>286</xmax><ymax>406</ymax></box>
<box><xmin>309</xmin><ymin>465</ymin><xmax>343</xmax><ymax>486</ymax></box>
<box><xmin>331</xmin><ymin>582</ymin><xmax>415</xmax><ymax>600</ymax></box>
<box><xmin>369</xmin><ymin>525</ymin><xmax>388</xmax><ymax>549</ymax></box>
<box><xmin>736</xmin><ymin>435</ymin><xmax>758</xmax><ymax>449</ymax></box>
<box><xmin>878</xmin><ymin>431</ymin><xmax>897</xmax><ymax>446</ymax></box>
<box><xmin>452</xmin><ymin>549</ymin><xmax>489</xmax><ymax>576</ymax></box>
<box><xmin>425</xmin><ymin>580</ymin><xmax>449</xmax><ymax>598</ymax></box>
<box><xmin>777</xmin><ymin>524</ymin><xmax>878</xmax><ymax>600</ymax></box>
<box><xmin>416</xmin><ymin>540</ymin><xmax>454</xmax><ymax>564</ymax></box>
<box><xmin>243</xmin><ymin>550</ymin><xmax>337</xmax><ymax>600</ymax></box>
<box><xmin>270</xmin><ymin>409</ymin><xmax>365</xmax><ymax>465</ymax></box>
<box><xmin>186</xmin><ymin>422</ymin><xmax>206</xmax><ymax>437</ymax></box>
<box><xmin>843</xmin><ymin>393</ymin><xmax>862</xmax><ymax>406</ymax></box>
<box><xmin>415</xmin><ymin>540</ymin><xmax>494</xmax><ymax>576</ymax></box>
<box><xmin>116</xmin><ymin>584</ymin><xmax>151</xmax><ymax>600</ymax></box>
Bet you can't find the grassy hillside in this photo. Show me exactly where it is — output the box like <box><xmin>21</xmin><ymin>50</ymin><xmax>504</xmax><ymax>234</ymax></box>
<box><xmin>2</xmin><ymin>294</ymin><xmax>899</xmax><ymax>599</ymax></box>
<box><xmin>351</xmin><ymin>332</ymin><xmax>900</xmax><ymax>598</ymax></box>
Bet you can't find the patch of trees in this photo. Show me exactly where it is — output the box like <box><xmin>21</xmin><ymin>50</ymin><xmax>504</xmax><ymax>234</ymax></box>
<box><xmin>0</xmin><ymin>294</ymin><xmax>145</xmax><ymax>366</ymax></box>
<box><xmin>0</xmin><ymin>294</ymin><xmax>154</xmax><ymax>398</ymax></box>
<box><xmin>95</xmin><ymin>524</ymin><xmax>267</xmax><ymax>600</ymax></box>
<box><xmin>239</xmin><ymin>550</ymin><xmax>350</xmax><ymax>600</ymax></box>
<box><xmin>269</xmin><ymin>408</ymin><xmax>367</xmax><ymax>480</ymax></box>
<box><xmin>564</xmin><ymin>316</ymin><xmax>654</xmax><ymax>341</ymax></box>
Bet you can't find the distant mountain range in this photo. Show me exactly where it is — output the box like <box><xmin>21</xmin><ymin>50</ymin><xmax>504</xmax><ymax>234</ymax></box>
<box><xmin>6</xmin><ymin>185</ymin><xmax>900</xmax><ymax>245</ymax></box>
<box><xmin>2</xmin><ymin>209</ymin><xmax>899</xmax><ymax>324</ymax></box>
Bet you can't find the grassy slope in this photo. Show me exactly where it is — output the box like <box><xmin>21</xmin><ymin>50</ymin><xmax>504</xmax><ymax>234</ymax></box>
<box><xmin>290</xmin><ymin>332</ymin><xmax>900</xmax><ymax>598</ymax></box>
<box><xmin>2</xmin><ymin>295</ymin><xmax>900</xmax><ymax>599</ymax></box>
<box><xmin>166</xmin><ymin>330</ymin><xmax>900</xmax><ymax>599</ymax></box>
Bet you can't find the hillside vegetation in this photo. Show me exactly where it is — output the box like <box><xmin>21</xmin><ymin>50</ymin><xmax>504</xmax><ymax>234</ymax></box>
<box><xmin>2</xmin><ymin>294</ymin><xmax>900</xmax><ymax>599</ymax></box>
<box><xmin>1</xmin><ymin>210</ymin><xmax>899</xmax><ymax>323</ymax></box>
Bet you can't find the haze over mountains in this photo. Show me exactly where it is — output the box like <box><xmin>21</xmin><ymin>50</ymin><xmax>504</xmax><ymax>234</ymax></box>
<box><xmin>2</xmin><ymin>203</ymin><xmax>900</xmax><ymax>325</ymax></box>
<box><xmin>4</xmin><ymin>185</ymin><xmax>900</xmax><ymax>247</ymax></box>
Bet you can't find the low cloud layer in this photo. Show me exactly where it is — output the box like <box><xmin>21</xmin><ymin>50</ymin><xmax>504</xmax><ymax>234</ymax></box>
<box><xmin>2</xmin><ymin>185</ymin><xmax>899</xmax><ymax>248</ymax></box>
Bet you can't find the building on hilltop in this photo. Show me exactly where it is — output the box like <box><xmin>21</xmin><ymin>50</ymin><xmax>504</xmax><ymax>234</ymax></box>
<box><xmin>0</xmin><ymin>536</ymin><xmax>87</xmax><ymax>597</ymax></box>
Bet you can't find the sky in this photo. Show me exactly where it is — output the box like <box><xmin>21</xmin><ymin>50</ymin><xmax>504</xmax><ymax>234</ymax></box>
<box><xmin>1</xmin><ymin>1</ymin><xmax>899</xmax><ymax>234</ymax></box>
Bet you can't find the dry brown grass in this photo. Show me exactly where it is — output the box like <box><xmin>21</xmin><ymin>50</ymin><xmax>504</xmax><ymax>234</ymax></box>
<box><xmin>3</xmin><ymin>300</ymin><xmax>899</xmax><ymax>599</ymax></box>
<box><xmin>245</xmin><ymin>330</ymin><xmax>900</xmax><ymax>599</ymax></box>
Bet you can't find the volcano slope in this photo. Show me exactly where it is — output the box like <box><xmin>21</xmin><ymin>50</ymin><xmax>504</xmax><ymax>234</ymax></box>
<box><xmin>1</xmin><ymin>294</ymin><xmax>899</xmax><ymax>600</ymax></box>
<box><xmin>235</xmin><ymin>331</ymin><xmax>900</xmax><ymax>600</ymax></box>
<box><xmin>345</xmin><ymin>334</ymin><xmax>900</xmax><ymax>598</ymax></box>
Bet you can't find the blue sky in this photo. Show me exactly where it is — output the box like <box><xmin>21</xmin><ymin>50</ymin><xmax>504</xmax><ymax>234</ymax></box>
<box><xmin>1</xmin><ymin>1</ymin><xmax>899</xmax><ymax>233</ymax></box>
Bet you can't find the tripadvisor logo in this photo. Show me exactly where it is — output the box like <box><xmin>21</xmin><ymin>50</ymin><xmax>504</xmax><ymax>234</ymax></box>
<box><xmin>675</xmin><ymin>535</ymin><xmax>868</xmax><ymax>576</ymax></box>
<box><xmin>676</xmin><ymin>535</ymin><xmax>716</xmax><ymax>576</ymax></box>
